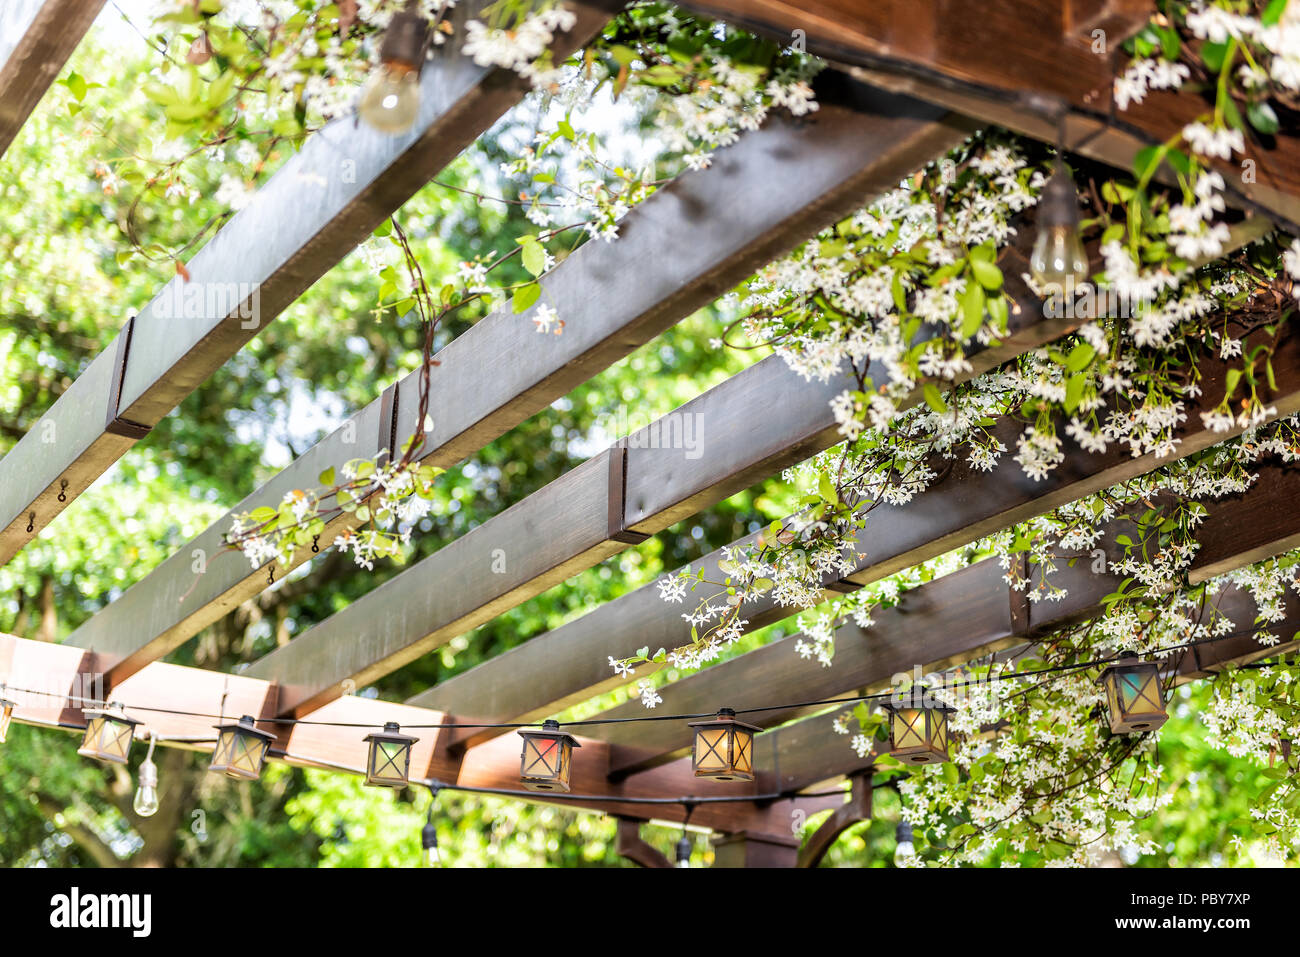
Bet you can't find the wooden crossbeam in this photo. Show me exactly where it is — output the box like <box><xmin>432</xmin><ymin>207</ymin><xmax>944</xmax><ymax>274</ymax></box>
<box><xmin>249</xmin><ymin>231</ymin><xmax>1114</xmax><ymax>722</ymax></box>
<box><xmin>0</xmin><ymin>0</ymin><xmax>104</xmax><ymax>156</ymax></box>
<box><xmin>0</xmin><ymin>0</ymin><xmax>612</xmax><ymax>568</ymax></box>
<box><xmin>412</xmin><ymin>317</ymin><xmax>1300</xmax><ymax>743</ymax></box>
<box><xmin>600</xmin><ymin>461</ymin><xmax>1300</xmax><ymax>776</ymax></box>
<box><xmin>0</xmin><ymin>632</ymin><xmax>836</xmax><ymax>834</ymax></box>
<box><xmin>766</xmin><ymin>581</ymin><xmax>1300</xmax><ymax>793</ymax></box>
<box><xmin>64</xmin><ymin>77</ymin><xmax>968</xmax><ymax>688</ymax></box>
<box><xmin>681</xmin><ymin>0</ymin><xmax>1300</xmax><ymax>225</ymax></box>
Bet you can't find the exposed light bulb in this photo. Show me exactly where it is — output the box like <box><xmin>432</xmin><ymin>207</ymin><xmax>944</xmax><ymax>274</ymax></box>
<box><xmin>1030</xmin><ymin>161</ymin><xmax>1089</xmax><ymax>288</ymax></box>
<box><xmin>358</xmin><ymin>66</ymin><xmax>420</xmax><ymax>134</ymax></box>
<box><xmin>358</xmin><ymin>8</ymin><xmax>429</xmax><ymax>135</ymax></box>
<box><xmin>675</xmin><ymin>835</ymin><xmax>692</xmax><ymax>868</ymax></box>
<box><xmin>894</xmin><ymin>820</ymin><xmax>915</xmax><ymax>866</ymax></box>
<box><xmin>421</xmin><ymin>787</ymin><xmax>442</xmax><ymax>867</ymax></box>
<box><xmin>421</xmin><ymin>819</ymin><xmax>440</xmax><ymax>867</ymax></box>
<box><xmin>133</xmin><ymin>755</ymin><xmax>160</xmax><ymax>818</ymax></box>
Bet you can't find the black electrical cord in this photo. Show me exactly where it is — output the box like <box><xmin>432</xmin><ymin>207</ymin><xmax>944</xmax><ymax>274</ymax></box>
<box><xmin>0</xmin><ymin>621</ymin><xmax>1284</xmax><ymax>731</ymax></box>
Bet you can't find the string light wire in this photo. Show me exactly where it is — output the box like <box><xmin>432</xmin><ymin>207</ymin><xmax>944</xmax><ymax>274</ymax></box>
<box><xmin>0</xmin><ymin>621</ymin><xmax>1278</xmax><ymax>732</ymax></box>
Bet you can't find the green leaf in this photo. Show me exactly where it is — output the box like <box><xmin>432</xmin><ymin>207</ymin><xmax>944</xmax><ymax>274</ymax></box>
<box><xmin>249</xmin><ymin>506</ymin><xmax>277</xmax><ymax>524</ymax></box>
<box><xmin>1225</xmin><ymin>367</ymin><xmax>1243</xmax><ymax>398</ymax></box>
<box><xmin>1201</xmin><ymin>39</ymin><xmax>1229</xmax><ymax>73</ymax></box>
<box><xmin>1133</xmin><ymin>144</ymin><xmax>1163</xmax><ymax>181</ymax></box>
<box><xmin>923</xmin><ymin>382</ymin><xmax>949</xmax><ymax>414</ymax></box>
<box><xmin>1065</xmin><ymin>342</ymin><xmax>1096</xmax><ymax>372</ymax></box>
<box><xmin>1064</xmin><ymin>373</ymin><xmax>1086</xmax><ymax>413</ymax></box>
<box><xmin>512</xmin><ymin>282</ymin><xmax>542</xmax><ymax>314</ymax></box>
<box><xmin>960</xmin><ymin>280</ymin><xmax>986</xmax><ymax>337</ymax></box>
<box><xmin>1248</xmin><ymin>101</ymin><xmax>1280</xmax><ymax>136</ymax></box>
<box><xmin>970</xmin><ymin>257</ymin><xmax>1003</xmax><ymax>291</ymax></box>
<box><xmin>520</xmin><ymin>236</ymin><xmax>546</xmax><ymax>277</ymax></box>
<box><xmin>318</xmin><ymin>466</ymin><xmax>336</xmax><ymax>487</ymax></box>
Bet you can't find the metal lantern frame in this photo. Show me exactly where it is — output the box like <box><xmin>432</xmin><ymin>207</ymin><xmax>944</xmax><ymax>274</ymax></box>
<box><xmin>517</xmin><ymin>719</ymin><xmax>581</xmax><ymax>792</ymax></box>
<box><xmin>77</xmin><ymin>702</ymin><xmax>142</xmax><ymax>764</ymax></box>
<box><xmin>1097</xmin><ymin>655</ymin><xmax>1168</xmax><ymax>735</ymax></box>
<box><xmin>209</xmin><ymin>714</ymin><xmax>277</xmax><ymax>780</ymax></box>
<box><xmin>363</xmin><ymin>721</ymin><xmax>419</xmax><ymax>788</ymax></box>
<box><xmin>687</xmin><ymin>708</ymin><xmax>762</xmax><ymax>782</ymax></box>
<box><xmin>884</xmin><ymin>694</ymin><xmax>957</xmax><ymax>766</ymax></box>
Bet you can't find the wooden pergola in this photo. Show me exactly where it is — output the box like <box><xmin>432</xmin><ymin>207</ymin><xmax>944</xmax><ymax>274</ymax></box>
<box><xmin>3</xmin><ymin>0</ymin><xmax>1298</xmax><ymax>867</ymax></box>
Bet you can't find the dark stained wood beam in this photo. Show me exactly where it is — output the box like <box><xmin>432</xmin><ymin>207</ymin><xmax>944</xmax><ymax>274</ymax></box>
<box><xmin>796</xmin><ymin>770</ymin><xmax>872</xmax><ymax>867</ymax></box>
<box><xmin>615</xmin><ymin>818</ymin><xmax>674</xmax><ymax>867</ymax></box>
<box><xmin>0</xmin><ymin>0</ymin><xmax>613</xmax><ymax>568</ymax></box>
<box><xmin>602</xmin><ymin>461</ymin><xmax>1300</xmax><ymax>776</ymax></box>
<box><xmin>0</xmin><ymin>0</ymin><xmax>104</xmax><ymax>156</ymax></box>
<box><xmin>0</xmin><ymin>631</ymin><xmax>838</xmax><ymax>834</ymax></box>
<box><xmin>766</xmin><ymin>580</ymin><xmax>1300</xmax><ymax>793</ymax></box>
<box><xmin>681</xmin><ymin>0</ymin><xmax>1300</xmax><ymax>225</ymax></box>
<box><xmin>413</xmin><ymin>319</ymin><xmax>1300</xmax><ymax>743</ymax></box>
<box><xmin>65</xmin><ymin>76</ymin><xmax>970</xmax><ymax>687</ymax></box>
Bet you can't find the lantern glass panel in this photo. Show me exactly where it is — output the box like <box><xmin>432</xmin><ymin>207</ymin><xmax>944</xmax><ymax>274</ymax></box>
<box><xmin>733</xmin><ymin>729</ymin><xmax>753</xmax><ymax>774</ymax></box>
<box><xmin>78</xmin><ymin>712</ymin><xmax>137</xmax><ymax>763</ymax></box>
<box><xmin>371</xmin><ymin>740</ymin><xmax>410</xmax><ymax>784</ymax></box>
<box><xmin>694</xmin><ymin>727</ymin><xmax>730</xmax><ymax>773</ymax></box>
<box><xmin>892</xmin><ymin>709</ymin><xmax>927</xmax><ymax>750</ymax></box>
<box><xmin>523</xmin><ymin>736</ymin><xmax>559</xmax><ymax>777</ymax></box>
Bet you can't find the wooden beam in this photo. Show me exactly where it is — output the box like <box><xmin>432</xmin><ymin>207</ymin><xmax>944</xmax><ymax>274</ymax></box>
<box><xmin>711</xmin><ymin>829</ymin><xmax>800</xmax><ymax>867</ymax></box>
<box><xmin>413</xmin><ymin>320</ymin><xmax>1300</xmax><ymax>742</ymax></box>
<box><xmin>601</xmin><ymin>462</ymin><xmax>1300</xmax><ymax>775</ymax></box>
<box><xmin>65</xmin><ymin>76</ymin><xmax>969</xmax><ymax>686</ymax></box>
<box><xmin>0</xmin><ymin>0</ymin><xmax>104</xmax><ymax>156</ymax></box>
<box><xmin>253</xmin><ymin>240</ymin><xmax>1108</xmax><ymax>723</ymax></box>
<box><xmin>0</xmin><ymin>632</ymin><xmax>837</xmax><ymax>834</ymax></box>
<box><xmin>0</xmin><ymin>0</ymin><xmax>612</xmax><ymax>567</ymax></box>
<box><xmin>766</xmin><ymin>581</ymin><xmax>1300</xmax><ymax>793</ymax></box>
<box><xmin>615</xmin><ymin>818</ymin><xmax>674</xmax><ymax>868</ymax></box>
<box><xmin>797</xmin><ymin>770</ymin><xmax>872</xmax><ymax>867</ymax></box>
<box><xmin>680</xmin><ymin>0</ymin><xmax>1300</xmax><ymax>224</ymax></box>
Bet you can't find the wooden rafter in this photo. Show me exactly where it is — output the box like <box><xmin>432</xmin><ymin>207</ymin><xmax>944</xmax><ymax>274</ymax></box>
<box><xmin>0</xmin><ymin>0</ymin><xmax>613</xmax><ymax>567</ymax></box>
<box><xmin>601</xmin><ymin>462</ymin><xmax>1300</xmax><ymax>777</ymax></box>
<box><xmin>63</xmin><ymin>77</ymin><xmax>969</xmax><ymax>688</ymax></box>
<box><xmin>412</xmin><ymin>311</ymin><xmax>1300</xmax><ymax>744</ymax></box>
<box><xmin>679</xmin><ymin>0</ymin><xmax>1300</xmax><ymax>226</ymax></box>
<box><xmin>0</xmin><ymin>631</ymin><xmax>838</xmax><ymax>834</ymax></box>
<box><xmin>0</xmin><ymin>0</ymin><xmax>104</xmax><ymax>156</ymax></box>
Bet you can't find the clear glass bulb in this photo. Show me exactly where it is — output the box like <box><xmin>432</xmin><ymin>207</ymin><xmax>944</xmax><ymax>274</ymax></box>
<box><xmin>133</xmin><ymin>756</ymin><xmax>160</xmax><ymax>818</ymax></box>
<box><xmin>894</xmin><ymin>839</ymin><xmax>915</xmax><ymax>866</ymax></box>
<box><xmin>425</xmin><ymin>845</ymin><xmax>441</xmax><ymax>867</ymax></box>
<box><xmin>359</xmin><ymin>65</ymin><xmax>420</xmax><ymax>134</ymax></box>
<box><xmin>1030</xmin><ymin>224</ymin><xmax>1089</xmax><ymax>288</ymax></box>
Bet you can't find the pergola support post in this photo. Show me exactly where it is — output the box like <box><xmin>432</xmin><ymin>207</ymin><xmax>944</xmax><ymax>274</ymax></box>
<box><xmin>711</xmin><ymin>830</ymin><xmax>800</xmax><ymax>868</ymax></box>
<box><xmin>797</xmin><ymin>771</ymin><xmax>873</xmax><ymax>868</ymax></box>
<box><xmin>615</xmin><ymin>817</ymin><xmax>673</xmax><ymax>868</ymax></box>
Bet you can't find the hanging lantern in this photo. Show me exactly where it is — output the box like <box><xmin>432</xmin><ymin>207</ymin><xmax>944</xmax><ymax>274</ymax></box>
<box><xmin>1098</xmin><ymin>655</ymin><xmax>1168</xmax><ymax>734</ymax></box>
<box><xmin>884</xmin><ymin>694</ymin><xmax>956</xmax><ymax>765</ymax></box>
<box><xmin>77</xmin><ymin>702</ymin><xmax>141</xmax><ymax>764</ymax></box>
<box><xmin>209</xmin><ymin>715</ymin><xmax>276</xmax><ymax>780</ymax></box>
<box><xmin>0</xmin><ymin>692</ymin><xmax>14</xmax><ymax>744</ymax></box>
<box><xmin>363</xmin><ymin>722</ymin><xmax>419</xmax><ymax>788</ymax></box>
<box><xmin>687</xmin><ymin>708</ymin><xmax>761</xmax><ymax>782</ymax></box>
<box><xmin>517</xmin><ymin>719</ymin><xmax>580</xmax><ymax>792</ymax></box>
